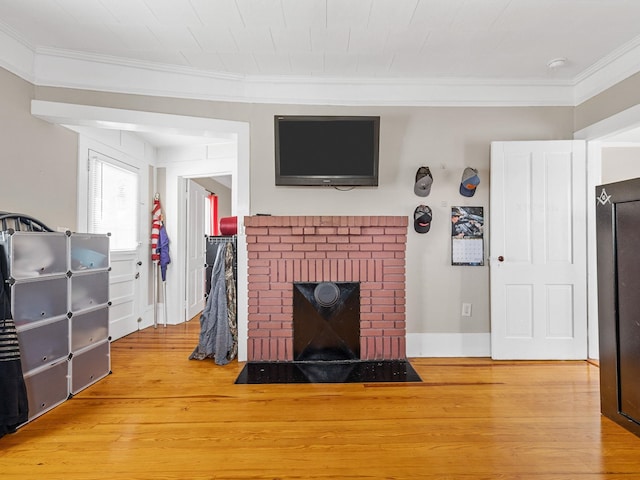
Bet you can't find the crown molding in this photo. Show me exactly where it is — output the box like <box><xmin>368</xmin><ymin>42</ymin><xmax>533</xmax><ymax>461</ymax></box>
<box><xmin>0</xmin><ymin>22</ymin><xmax>35</xmax><ymax>82</ymax></box>
<box><xmin>1</xmin><ymin>22</ymin><xmax>639</xmax><ymax>107</ymax></box>
<box><xmin>573</xmin><ymin>34</ymin><xmax>640</xmax><ymax>105</ymax></box>
<box><xmin>30</xmin><ymin>48</ymin><xmax>577</xmax><ymax>107</ymax></box>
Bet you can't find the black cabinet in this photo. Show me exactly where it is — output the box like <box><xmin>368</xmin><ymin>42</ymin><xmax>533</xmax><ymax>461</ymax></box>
<box><xmin>596</xmin><ymin>178</ymin><xmax>640</xmax><ymax>436</ymax></box>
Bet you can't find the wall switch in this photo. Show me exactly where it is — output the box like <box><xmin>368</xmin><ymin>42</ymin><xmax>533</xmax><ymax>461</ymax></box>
<box><xmin>462</xmin><ymin>303</ymin><xmax>472</xmax><ymax>317</ymax></box>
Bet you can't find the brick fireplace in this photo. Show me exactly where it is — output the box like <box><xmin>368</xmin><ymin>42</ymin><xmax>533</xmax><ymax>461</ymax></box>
<box><xmin>245</xmin><ymin>215</ymin><xmax>408</xmax><ymax>361</ymax></box>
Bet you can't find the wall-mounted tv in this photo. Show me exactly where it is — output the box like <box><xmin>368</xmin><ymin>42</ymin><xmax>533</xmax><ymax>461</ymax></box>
<box><xmin>275</xmin><ymin>115</ymin><xmax>380</xmax><ymax>187</ymax></box>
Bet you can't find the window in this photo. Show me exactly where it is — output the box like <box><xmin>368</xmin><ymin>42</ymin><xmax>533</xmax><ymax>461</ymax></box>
<box><xmin>88</xmin><ymin>151</ymin><xmax>139</xmax><ymax>250</ymax></box>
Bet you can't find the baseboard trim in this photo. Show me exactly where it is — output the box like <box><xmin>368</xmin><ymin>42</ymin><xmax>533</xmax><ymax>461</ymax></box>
<box><xmin>406</xmin><ymin>333</ymin><xmax>491</xmax><ymax>358</ymax></box>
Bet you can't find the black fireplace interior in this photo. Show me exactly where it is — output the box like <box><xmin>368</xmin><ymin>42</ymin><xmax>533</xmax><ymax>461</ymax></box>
<box><xmin>236</xmin><ymin>281</ymin><xmax>422</xmax><ymax>384</ymax></box>
<box><xmin>293</xmin><ymin>281</ymin><xmax>360</xmax><ymax>361</ymax></box>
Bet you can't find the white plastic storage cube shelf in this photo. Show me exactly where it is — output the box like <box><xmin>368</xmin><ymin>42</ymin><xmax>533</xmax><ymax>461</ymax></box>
<box><xmin>71</xmin><ymin>306</ymin><xmax>109</xmax><ymax>351</ymax></box>
<box><xmin>70</xmin><ymin>233</ymin><xmax>110</xmax><ymax>272</ymax></box>
<box><xmin>71</xmin><ymin>340</ymin><xmax>110</xmax><ymax>395</ymax></box>
<box><xmin>23</xmin><ymin>360</ymin><xmax>69</xmax><ymax>421</ymax></box>
<box><xmin>70</xmin><ymin>270</ymin><xmax>109</xmax><ymax>313</ymax></box>
<box><xmin>0</xmin><ymin>230</ymin><xmax>68</xmax><ymax>279</ymax></box>
<box><xmin>17</xmin><ymin>316</ymin><xmax>70</xmax><ymax>372</ymax></box>
<box><xmin>11</xmin><ymin>275</ymin><xmax>68</xmax><ymax>327</ymax></box>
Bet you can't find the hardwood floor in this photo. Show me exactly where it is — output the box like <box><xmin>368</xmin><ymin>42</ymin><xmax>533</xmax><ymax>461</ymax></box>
<box><xmin>2</xmin><ymin>320</ymin><xmax>640</xmax><ymax>479</ymax></box>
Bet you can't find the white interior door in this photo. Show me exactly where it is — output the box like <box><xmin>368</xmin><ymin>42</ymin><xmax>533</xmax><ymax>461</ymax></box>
<box><xmin>490</xmin><ymin>140</ymin><xmax>587</xmax><ymax>359</ymax></box>
<box><xmin>185</xmin><ymin>180</ymin><xmax>207</xmax><ymax>320</ymax></box>
<box><xmin>109</xmin><ymin>250</ymin><xmax>141</xmax><ymax>340</ymax></box>
<box><xmin>87</xmin><ymin>149</ymin><xmax>144</xmax><ymax>341</ymax></box>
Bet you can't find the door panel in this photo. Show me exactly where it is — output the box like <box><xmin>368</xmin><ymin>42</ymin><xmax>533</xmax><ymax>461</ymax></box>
<box><xmin>490</xmin><ymin>141</ymin><xmax>587</xmax><ymax>359</ymax></box>
<box><xmin>186</xmin><ymin>181</ymin><xmax>207</xmax><ymax>320</ymax></box>
<box><xmin>108</xmin><ymin>250</ymin><xmax>140</xmax><ymax>340</ymax></box>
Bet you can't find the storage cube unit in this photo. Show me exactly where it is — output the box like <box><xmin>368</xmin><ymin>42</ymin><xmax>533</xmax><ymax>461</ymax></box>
<box><xmin>0</xmin><ymin>231</ymin><xmax>68</xmax><ymax>279</ymax></box>
<box><xmin>22</xmin><ymin>360</ymin><xmax>69</xmax><ymax>420</ymax></box>
<box><xmin>71</xmin><ymin>270</ymin><xmax>109</xmax><ymax>312</ymax></box>
<box><xmin>70</xmin><ymin>234</ymin><xmax>109</xmax><ymax>272</ymax></box>
<box><xmin>11</xmin><ymin>275</ymin><xmax>68</xmax><ymax>327</ymax></box>
<box><xmin>0</xmin><ymin>229</ymin><xmax>110</xmax><ymax>424</ymax></box>
<box><xmin>70</xmin><ymin>340</ymin><xmax>110</xmax><ymax>395</ymax></box>
<box><xmin>71</xmin><ymin>306</ymin><xmax>109</xmax><ymax>352</ymax></box>
<box><xmin>17</xmin><ymin>316</ymin><xmax>69</xmax><ymax>372</ymax></box>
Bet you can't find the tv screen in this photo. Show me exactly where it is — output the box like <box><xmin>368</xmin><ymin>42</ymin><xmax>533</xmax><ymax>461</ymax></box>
<box><xmin>275</xmin><ymin>115</ymin><xmax>380</xmax><ymax>186</ymax></box>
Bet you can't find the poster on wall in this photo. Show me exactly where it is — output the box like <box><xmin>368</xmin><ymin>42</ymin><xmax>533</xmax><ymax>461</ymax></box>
<box><xmin>451</xmin><ymin>206</ymin><xmax>484</xmax><ymax>266</ymax></box>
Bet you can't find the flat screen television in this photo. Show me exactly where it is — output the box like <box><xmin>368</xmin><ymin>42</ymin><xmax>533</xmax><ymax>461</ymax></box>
<box><xmin>274</xmin><ymin>115</ymin><xmax>380</xmax><ymax>186</ymax></box>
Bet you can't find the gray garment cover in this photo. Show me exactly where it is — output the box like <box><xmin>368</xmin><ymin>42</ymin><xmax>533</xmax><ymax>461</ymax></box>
<box><xmin>189</xmin><ymin>243</ymin><xmax>234</xmax><ymax>365</ymax></box>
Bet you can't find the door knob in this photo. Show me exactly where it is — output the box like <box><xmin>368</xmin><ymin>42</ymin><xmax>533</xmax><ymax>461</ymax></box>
<box><xmin>498</xmin><ymin>256</ymin><xmax>504</xmax><ymax>262</ymax></box>
<box><xmin>137</xmin><ymin>261</ymin><xmax>142</xmax><ymax>266</ymax></box>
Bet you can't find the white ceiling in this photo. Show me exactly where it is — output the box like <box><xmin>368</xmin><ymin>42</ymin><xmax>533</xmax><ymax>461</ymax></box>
<box><xmin>2</xmin><ymin>0</ymin><xmax>640</xmax><ymax>84</ymax></box>
<box><xmin>5</xmin><ymin>0</ymin><xmax>640</xmax><ymax>144</ymax></box>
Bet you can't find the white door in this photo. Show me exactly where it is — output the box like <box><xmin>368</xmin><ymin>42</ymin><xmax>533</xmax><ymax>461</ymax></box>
<box><xmin>109</xmin><ymin>250</ymin><xmax>142</xmax><ymax>340</ymax></box>
<box><xmin>88</xmin><ymin>150</ymin><xmax>144</xmax><ymax>341</ymax></box>
<box><xmin>185</xmin><ymin>180</ymin><xmax>207</xmax><ymax>320</ymax></box>
<box><xmin>490</xmin><ymin>141</ymin><xmax>587</xmax><ymax>359</ymax></box>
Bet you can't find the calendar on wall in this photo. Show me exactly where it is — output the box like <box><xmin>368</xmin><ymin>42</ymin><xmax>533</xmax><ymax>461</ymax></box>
<box><xmin>451</xmin><ymin>206</ymin><xmax>484</xmax><ymax>266</ymax></box>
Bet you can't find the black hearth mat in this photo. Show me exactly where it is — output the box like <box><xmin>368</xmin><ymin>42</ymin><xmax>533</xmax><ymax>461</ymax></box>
<box><xmin>235</xmin><ymin>360</ymin><xmax>422</xmax><ymax>384</ymax></box>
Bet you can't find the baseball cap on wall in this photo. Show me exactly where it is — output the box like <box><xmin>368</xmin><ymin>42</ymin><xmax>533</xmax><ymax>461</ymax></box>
<box><xmin>414</xmin><ymin>166</ymin><xmax>433</xmax><ymax>197</ymax></box>
<box><xmin>460</xmin><ymin>167</ymin><xmax>480</xmax><ymax>197</ymax></box>
<box><xmin>414</xmin><ymin>205</ymin><xmax>432</xmax><ymax>233</ymax></box>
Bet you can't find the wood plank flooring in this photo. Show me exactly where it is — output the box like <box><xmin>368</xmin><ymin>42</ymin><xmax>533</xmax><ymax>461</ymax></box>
<box><xmin>2</xmin><ymin>320</ymin><xmax>640</xmax><ymax>479</ymax></box>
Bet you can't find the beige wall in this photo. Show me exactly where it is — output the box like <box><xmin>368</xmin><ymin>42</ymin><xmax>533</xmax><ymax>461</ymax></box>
<box><xmin>0</xmin><ymin>68</ymin><xmax>583</xmax><ymax>339</ymax></box>
<box><xmin>0</xmin><ymin>69</ymin><xmax>78</xmax><ymax>230</ymax></box>
<box><xmin>601</xmin><ymin>146</ymin><xmax>640</xmax><ymax>184</ymax></box>
<box><xmin>575</xmin><ymin>71</ymin><xmax>640</xmax><ymax>132</ymax></box>
<box><xmin>192</xmin><ymin>177</ymin><xmax>232</xmax><ymax>222</ymax></box>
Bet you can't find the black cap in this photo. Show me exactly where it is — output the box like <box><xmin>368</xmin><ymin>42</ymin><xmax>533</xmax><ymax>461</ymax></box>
<box><xmin>414</xmin><ymin>205</ymin><xmax>432</xmax><ymax>233</ymax></box>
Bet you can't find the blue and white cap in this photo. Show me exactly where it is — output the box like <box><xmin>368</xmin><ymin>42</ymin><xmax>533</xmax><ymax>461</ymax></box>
<box><xmin>460</xmin><ymin>167</ymin><xmax>480</xmax><ymax>197</ymax></box>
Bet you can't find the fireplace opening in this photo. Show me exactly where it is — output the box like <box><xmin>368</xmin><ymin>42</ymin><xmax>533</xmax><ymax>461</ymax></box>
<box><xmin>293</xmin><ymin>282</ymin><xmax>360</xmax><ymax>361</ymax></box>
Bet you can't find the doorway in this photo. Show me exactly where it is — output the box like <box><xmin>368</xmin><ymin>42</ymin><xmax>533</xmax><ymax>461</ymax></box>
<box><xmin>30</xmin><ymin>101</ymin><xmax>251</xmax><ymax>361</ymax></box>
<box><xmin>575</xmin><ymin>103</ymin><xmax>640</xmax><ymax>360</ymax></box>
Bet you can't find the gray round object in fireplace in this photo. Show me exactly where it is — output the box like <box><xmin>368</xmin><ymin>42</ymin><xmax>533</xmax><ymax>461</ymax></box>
<box><xmin>314</xmin><ymin>282</ymin><xmax>340</xmax><ymax>307</ymax></box>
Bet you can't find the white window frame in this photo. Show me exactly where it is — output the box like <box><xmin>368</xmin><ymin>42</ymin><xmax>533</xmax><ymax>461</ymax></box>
<box><xmin>87</xmin><ymin>149</ymin><xmax>139</xmax><ymax>251</ymax></box>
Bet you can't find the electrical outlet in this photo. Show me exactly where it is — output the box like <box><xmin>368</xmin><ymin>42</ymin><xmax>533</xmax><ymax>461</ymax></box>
<box><xmin>461</xmin><ymin>303</ymin><xmax>472</xmax><ymax>317</ymax></box>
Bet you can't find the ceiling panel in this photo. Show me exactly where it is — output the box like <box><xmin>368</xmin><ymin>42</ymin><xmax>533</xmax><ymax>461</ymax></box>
<box><xmin>356</xmin><ymin>53</ymin><xmax>394</xmax><ymax>76</ymax></box>
<box><xmin>323</xmin><ymin>53</ymin><xmax>359</xmax><ymax>76</ymax></box>
<box><xmin>289</xmin><ymin>52</ymin><xmax>324</xmax><ymax>75</ymax></box>
<box><xmin>282</xmin><ymin>0</ymin><xmax>326</xmax><ymax>29</ymax></box>
<box><xmin>230</xmin><ymin>27</ymin><xmax>275</xmax><ymax>53</ymax></box>
<box><xmin>143</xmin><ymin>0</ymin><xmax>202</xmax><ymax>26</ymax></box>
<box><xmin>271</xmin><ymin>28</ymin><xmax>312</xmax><ymax>53</ymax></box>
<box><xmin>326</xmin><ymin>0</ymin><xmax>372</xmax><ymax>28</ymax></box>
<box><xmin>235</xmin><ymin>0</ymin><xmax>286</xmax><ymax>28</ymax></box>
<box><xmin>253</xmin><ymin>53</ymin><xmax>292</xmax><ymax>75</ymax></box>
<box><xmin>310</xmin><ymin>27</ymin><xmax>349</xmax><ymax>53</ymax></box>
<box><xmin>106</xmin><ymin>24</ymin><xmax>162</xmax><ymax>51</ymax></box>
<box><xmin>217</xmin><ymin>52</ymin><xmax>260</xmax><ymax>74</ymax></box>
<box><xmin>100</xmin><ymin>0</ymin><xmax>161</xmax><ymax>26</ymax></box>
<box><xmin>368</xmin><ymin>0</ymin><xmax>418</xmax><ymax>27</ymax></box>
<box><xmin>384</xmin><ymin>27</ymin><xmax>429</xmax><ymax>54</ymax></box>
<box><xmin>410</xmin><ymin>0</ymin><xmax>465</xmax><ymax>28</ymax></box>
<box><xmin>449</xmin><ymin>0</ymin><xmax>511</xmax><ymax>31</ymax></box>
<box><xmin>55</xmin><ymin>0</ymin><xmax>118</xmax><ymax>23</ymax></box>
<box><xmin>348</xmin><ymin>28</ymin><xmax>389</xmax><ymax>54</ymax></box>
<box><xmin>190</xmin><ymin>0</ymin><xmax>245</xmax><ymax>28</ymax></box>
<box><xmin>147</xmin><ymin>25</ymin><xmax>201</xmax><ymax>50</ymax></box>
<box><xmin>190</xmin><ymin>27</ymin><xmax>239</xmax><ymax>53</ymax></box>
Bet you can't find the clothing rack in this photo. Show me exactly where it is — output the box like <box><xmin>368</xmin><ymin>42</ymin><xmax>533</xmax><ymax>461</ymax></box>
<box><xmin>190</xmin><ymin>234</ymin><xmax>238</xmax><ymax>365</ymax></box>
<box><xmin>205</xmin><ymin>235</ymin><xmax>236</xmax><ymax>298</ymax></box>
